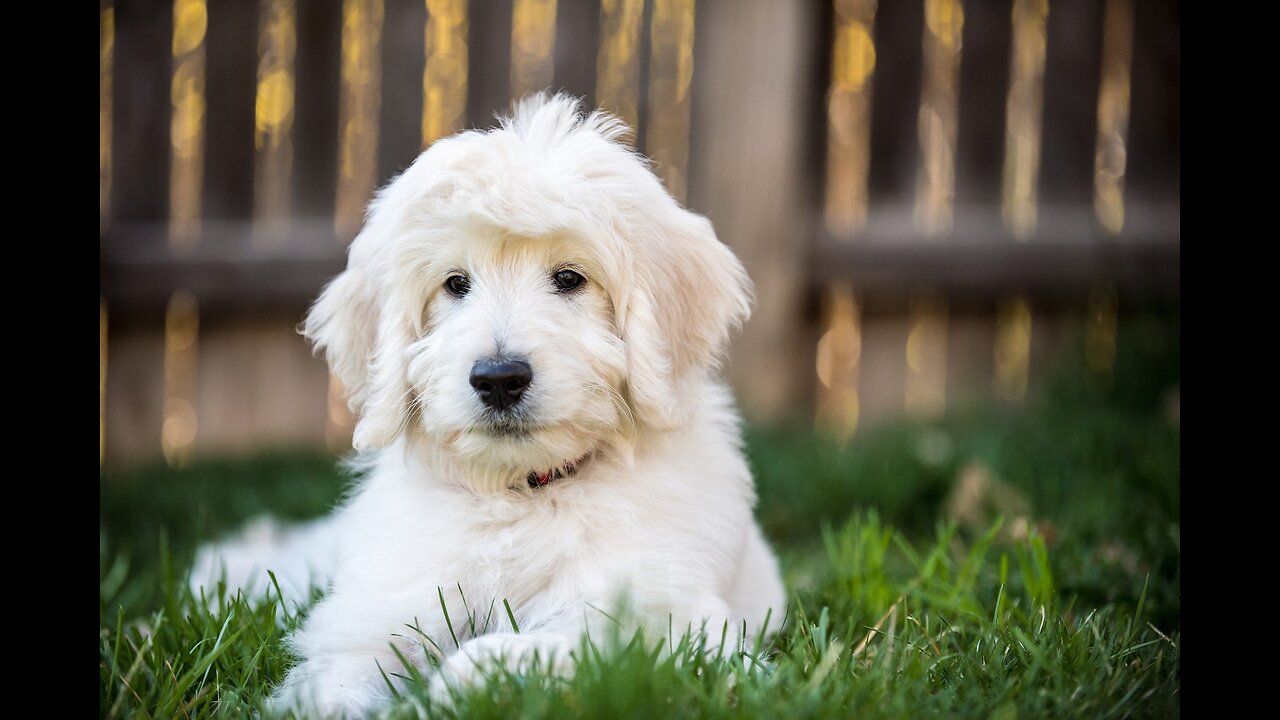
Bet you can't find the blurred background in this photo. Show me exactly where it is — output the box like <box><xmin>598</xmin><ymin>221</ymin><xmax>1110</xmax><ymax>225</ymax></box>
<box><xmin>98</xmin><ymin>0</ymin><xmax>1179</xmax><ymax>469</ymax></box>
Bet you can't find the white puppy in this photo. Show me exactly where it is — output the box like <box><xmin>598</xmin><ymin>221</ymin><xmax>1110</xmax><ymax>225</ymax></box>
<box><xmin>191</xmin><ymin>93</ymin><xmax>786</xmax><ymax>717</ymax></box>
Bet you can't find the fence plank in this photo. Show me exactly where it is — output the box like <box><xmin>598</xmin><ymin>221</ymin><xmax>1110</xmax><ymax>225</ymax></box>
<box><xmin>554</xmin><ymin>0</ymin><xmax>600</xmax><ymax>106</ymax></box>
<box><xmin>595</xmin><ymin>0</ymin><xmax>645</xmax><ymax>133</ymax></box>
<box><xmin>113</xmin><ymin>0</ymin><xmax>173</xmax><ymax>226</ymax></box>
<box><xmin>645</xmin><ymin>0</ymin><xmax>695</xmax><ymax>203</ymax></box>
<box><xmin>101</xmin><ymin>221</ymin><xmax>346</xmax><ymax>315</ymax></box>
<box><xmin>169</xmin><ymin>0</ymin><xmax>209</xmax><ymax>249</ymax></box>
<box><xmin>205</xmin><ymin>0</ymin><xmax>258</xmax><ymax>222</ymax></box>
<box><xmin>690</xmin><ymin>0</ymin><xmax>821</xmax><ymax>421</ymax></box>
<box><xmin>467</xmin><ymin>0</ymin><xmax>514</xmax><ymax>126</ymax></box>
<box><xmin>334</xmin><ymin>0</ymin><xmax>385</xmax><ymax>239</ymax></box>
<box><xmin>1041</xmin><ymin>0</ymin><xmax>1104</xmax><ymax>206</ymax></box>
<box><xmin>253</xmin><ymin>0</ymin><xmax>297</xmax><ymax>226</ymax></box>
<box><xmin>954</xmin><ymin>0</ymin><xmax>1012</xmax><ymax>211</ymax></box>
<box><xmin>106</xmin><ymin>329</ymin><xmax>166</xmax><ymax>463</ymax></box>
<box><xmin>421</xmin><ymin>0</ymin><xmax>471</xmax><ymax>147</ymax></box>
<box><xmin>1126</xmin><ymin>0</ymin><xmax>1179</xmax><ymax>202</ymax></box>
<box><xmin>823</xmin><ymin>0</ymin><xmax>878</xmax><ymax>238</ymax></box>
<box><xmin>378</xmin><ymin>0</ymin><xmax>426</xmax><ymax>179</ymax></box>
<box><xmin>866</xmin><ymin>0</ymin><xmax>924</xmax><ymax>204</ymax></box>
<box><xmin>510</xmin><ymin>0</ymin><xmax>559</xmax><ymax>101</ymax></box>
<box><xmin>293</xmin><ymin>0</ymin><xmax>343</xmax><ymax>223</ymax></box>
<box><xmin>195</xmin><ymin>319</ymin><xmax>331</xmax><ymax>453</ymax></box>
<box><xmin>810</xmin><ymin>221</ymin><xmax>1179</xmax><ymax>306</ymax></box>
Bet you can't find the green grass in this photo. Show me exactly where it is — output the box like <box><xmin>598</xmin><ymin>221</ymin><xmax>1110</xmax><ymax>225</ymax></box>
<box><xmin>100</xmin><ymin>316</ymin><xmax>1179</xmax><ymax>718</ymax></box>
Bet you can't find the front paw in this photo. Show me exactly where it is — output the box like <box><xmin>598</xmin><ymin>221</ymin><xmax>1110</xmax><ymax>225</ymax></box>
<box><xmin>426</xmin><ymin>633</ymin><xmax>573</xmax><ymax>707</ymax></box>
<box><xmin>426</xmin><ymin>646</ymin><xmax>489</xmax><ymax>707</ymax></box>
<box><xmin>269</xmin><ymin>661</ymin><xmax>394</xmax><ymax>719</ymax></box>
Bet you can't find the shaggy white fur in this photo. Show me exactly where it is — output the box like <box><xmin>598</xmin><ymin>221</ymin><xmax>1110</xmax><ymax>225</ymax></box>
<box><xmin>189</xmin><ymin>94</ymin><xmax>786</xmax><ymax>717</ymax></box>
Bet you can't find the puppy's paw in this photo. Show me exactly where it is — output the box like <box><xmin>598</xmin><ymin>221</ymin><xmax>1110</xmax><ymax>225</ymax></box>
<box><xmin>427</xmin><ymin>633</ymin><xmax>569</xmax><ymax>706</ymax></box>
<box><xmin>269</xmin><ymin>660</ymin><xmax>394</xmax><ymax>719</ymax></box>
<box><xmin>426</xmin><ymin>643</ymin><xmax>491</xmax><ymax>708</ymax></box>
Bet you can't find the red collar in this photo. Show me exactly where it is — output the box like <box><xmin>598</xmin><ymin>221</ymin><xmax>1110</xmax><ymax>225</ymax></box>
<box><xmin>526</xmin><ymin>453</ymin><xmax>591</xmax><ymax>488</ymax></box>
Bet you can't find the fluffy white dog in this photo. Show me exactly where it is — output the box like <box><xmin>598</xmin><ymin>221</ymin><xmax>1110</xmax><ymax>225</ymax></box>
<box><xmin>190</xmin><ymin>94</ymin><xmax>786</xmax><ymax>717</ymax></box>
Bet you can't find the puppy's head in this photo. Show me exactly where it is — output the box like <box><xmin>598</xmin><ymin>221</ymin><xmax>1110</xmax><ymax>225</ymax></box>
<box><xmin>304</xmin><ymin>94</ymin><xmax>751</xmax><ymax>491</ymax></box>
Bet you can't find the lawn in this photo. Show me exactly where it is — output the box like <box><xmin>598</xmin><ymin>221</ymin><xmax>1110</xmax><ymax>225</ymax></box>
<box><xmin>100</xmin><ymin>315</ymin><xmax>1179</xmax><ymax>718</ymax></box>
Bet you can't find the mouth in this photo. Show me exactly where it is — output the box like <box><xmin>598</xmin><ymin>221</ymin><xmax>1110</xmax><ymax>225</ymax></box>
<box><xmin>441</xmin><ymin>417</ymin><xmax>596</xmax><ymax>491</ymax></box>
<box><xmin>477</xmin><ymin>415</ymin><xmax>537</xmax><ymax>439</ymax></box>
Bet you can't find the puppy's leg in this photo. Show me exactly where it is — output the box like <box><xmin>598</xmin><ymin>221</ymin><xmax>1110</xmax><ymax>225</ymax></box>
<box><xmin>271</xmin><ymin>651</ymin><xmax>400</xmax><ymax>719</ymax></box>
<box><xmin>272</xmin><ymin>591</ymin><xmax>437</xmax><ymax>718</ymax></box>
<box><xmin>188</xmin><ymin>513</ymin><xmax>343</xmax><ymax>608</ymax></box>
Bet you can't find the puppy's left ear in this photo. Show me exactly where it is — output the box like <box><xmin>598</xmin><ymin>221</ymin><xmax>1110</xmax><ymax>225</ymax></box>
<box><xmin>622</xmin><ymin>208</ymin><xmax>753</xmax><ymax>430</ymax></box>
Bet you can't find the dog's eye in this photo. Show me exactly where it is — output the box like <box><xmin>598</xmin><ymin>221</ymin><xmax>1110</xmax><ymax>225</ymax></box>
<box><xmin>553</xmin><ymin>270</ymin><xmax>585</xmax><ymax>292</ymax></box>
<box><xmin>444</xmin><ymin>274</ymin><xmax>471</xmax><ymax>297</ymax></box>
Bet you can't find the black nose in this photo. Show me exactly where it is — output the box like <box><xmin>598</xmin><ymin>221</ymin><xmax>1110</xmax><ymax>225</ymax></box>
<box><xmin>469</xmin><ymin>358</ymin><xmax>533</xmax><ymax>411</ymax></box>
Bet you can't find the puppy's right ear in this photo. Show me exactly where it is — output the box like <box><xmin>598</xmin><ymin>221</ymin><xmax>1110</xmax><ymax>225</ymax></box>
<box><xmin>302</xmin><ymin>263</ymin><xmax>379</xmax><ymax>415</ymax></box>
<box><xmin>302</xmin><ymin>200</ymin><xmax>415</xmax><ymax>451</ymax></box>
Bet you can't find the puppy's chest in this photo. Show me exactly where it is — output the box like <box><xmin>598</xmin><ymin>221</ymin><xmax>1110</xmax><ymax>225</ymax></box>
<box><xmin>446</xmin><ymin>494</ymin><xmax>607</xmax><ymax>584</ymax></box>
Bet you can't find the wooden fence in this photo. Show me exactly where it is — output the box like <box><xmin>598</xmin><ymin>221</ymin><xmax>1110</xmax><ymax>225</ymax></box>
<box><xmin>100</xmin><ymin>0</ymin><xmax>1179</xmax><ymax>465</ymax></box>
